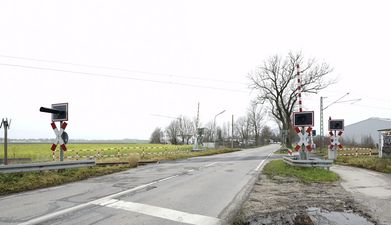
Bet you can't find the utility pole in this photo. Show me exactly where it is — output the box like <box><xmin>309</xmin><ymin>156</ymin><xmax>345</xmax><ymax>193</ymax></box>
<box><xmin>231</xmin><ymin>114</ymin><xmax>234</xmax><ymax>149</ymax></box>
<box><xmin>1</xmin><ymin>118</ymin><xmax>11</xmax><ymax>165</ymax></box>
<box><xmin>214</xmin><ymin>110</ymin><xmax>226</xmax><ymax>149</ymax></box>
<box><xmin>193</xmin><ymin>102</ymin><xmax>200</xmax><ymax>151</ymax></box>
<box><xmin>320</xmin><ymin>96</ymin><xmax>325</xmax><ymax>151</ymax></box>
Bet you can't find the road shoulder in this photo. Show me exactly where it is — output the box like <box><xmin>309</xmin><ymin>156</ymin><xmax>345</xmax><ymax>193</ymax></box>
<box><xmin>331</xmin><ymin>165</ymin><xmax>391</xmax><ymax>225</ymax></box>
<box><xmin>234</xmin><ymin>164</ymin><xmax>377</xmax><ymax>225</ymax></box>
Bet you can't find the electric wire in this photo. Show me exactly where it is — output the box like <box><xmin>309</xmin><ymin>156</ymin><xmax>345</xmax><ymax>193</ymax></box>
<box><xmin>340</xmin><ymin>102</ymin><xmax>391</xmax><ymax>111</ymax></box>
<box><xmin>0</xmin><ymin>54</ymin><xmax>246</xmax><ymax>85</ymax></box>
<box><xmin>0</xmin><ymin>62</ymin><xmax>249</xmax><ymax>93</ymax></box>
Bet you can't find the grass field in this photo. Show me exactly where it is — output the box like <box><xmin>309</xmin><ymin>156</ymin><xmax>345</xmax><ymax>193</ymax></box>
<box><xmin>0</xmin><ymin>143</ymin><xmax>194</xmax><ymax>162</ymax></box>
<box><xmin>263</xmin><ymin>159</ymin><xmax>340</xmax><ymax>183</ymax></box>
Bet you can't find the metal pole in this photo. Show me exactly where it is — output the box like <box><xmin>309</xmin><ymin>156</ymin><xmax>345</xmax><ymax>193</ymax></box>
<box><xmin>4</xmin><ymin>120</ymin><xmax>8</xmax><ymax>165</ymax></box>
<box><xmin>379</xmin><ymin>132</ymin><xmax>382</xmax><ymax>158</ymax></box>
<box><xmin>328</xmin><ymin>130</ymin><xmax>337</xmax><ymax>160</ymax></box>
<box><xmin>320</xmin><ymin>97</ymin><xmax>324</xmax><ymax>153</ymax></box>
<box><xmin>334</xmin><ymin>130</ymin><xmax>337</xmax><ymax>160</ymax></box>
<box><xmin>231</xmin><ymin>114</ymin><xmax>234</xmax><ymax>148</ymax></box>
<box><xmin>214</xmin><ymin>117</ymin><xmax>216</xmax><ymax>148</ymax></box>
<box><xmin>193</xmin><ymin>102</ymin><xmax>200</xmax><ymax>151</ymax></box>
<box><xmin>300</xmin><ymin>126</ymin><xmax>307</xmax><ymax>160</ymax></box>
<box><xmin>60</xmin><ymin>121</ymin><xmax>64</xmax><ymax>161</ymax></box>
<box><xmin>213</xmin><ymin>110</ymin><xmax>226</xmax><ymax>149</ymax></box>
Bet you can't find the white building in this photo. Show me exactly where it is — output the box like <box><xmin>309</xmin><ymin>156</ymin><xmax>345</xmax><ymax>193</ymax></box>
<box><xmin>344</xmin><ymin>117</ymin><xmax>391</xmax><ymax>145</ymax></box>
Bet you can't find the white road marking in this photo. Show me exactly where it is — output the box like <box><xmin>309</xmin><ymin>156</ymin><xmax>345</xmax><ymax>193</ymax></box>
<box><xmin>18</xmin><ymin>201</ymin><xmax>93</xmax><ymax>225</ymax></box>
<box><xmin>95</xmin><ymin>199</ymin><xmax>222</xmax><ymax>225</ymax></box>
<box><xmin>18</xmin><ymin>174</ymin><xmax>180</xmax><ymax>225</ymax></box>
<box><xmin>254</xmin><ymin>152</ymin><xmax>273</xmax><ymax>171</ymax></box>
<box><xmin>204</xmin><ymin>162</ymin><xmax>218</xmax><ymax>167</ymax></box>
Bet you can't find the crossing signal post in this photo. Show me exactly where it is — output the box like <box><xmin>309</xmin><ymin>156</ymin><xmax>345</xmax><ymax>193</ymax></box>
<box><xmin>293</xmin><ymin>65</ymin><xmax>315</xmax><ymax>160</ymax></box>
<box><xmin>293</xmin><ymin>111</ymin><xmax>314</xmax><ymax>160</ymax></box>
<box><xmin>328</xmin><ymin>119</ymin><xmax>344</xmax><ymax>160</ymax></box>
<box><xmin>40</xmin><ymin>103</ymin><xmax>69</xmax><ymax>161</ymax></box>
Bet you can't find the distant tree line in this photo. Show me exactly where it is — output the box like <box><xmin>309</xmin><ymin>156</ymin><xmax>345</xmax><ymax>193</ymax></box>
<box><xmin>311</xmin><ymin>135</ymin><xmax>377</xmax><ymax>149</ymax></box>
<box><xmin>149</xmin><ymin>102</ymin><xmax>279</xmax><ymax>147</ymax></box>
<box><xmin>343</xmin><ymin>135</ymin><xmax>376</xmax><ymax>148</ymax></box>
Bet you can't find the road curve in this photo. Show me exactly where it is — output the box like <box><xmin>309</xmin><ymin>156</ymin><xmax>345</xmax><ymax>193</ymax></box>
<box><xmin>0</xmin><ymin>144</ymin><xmax>279</xmax><ymax>225</ymax></box>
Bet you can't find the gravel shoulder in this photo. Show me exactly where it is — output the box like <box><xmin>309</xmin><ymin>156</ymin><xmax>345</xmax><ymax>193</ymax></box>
<box><xmin>234</xmin><ymin>171</ymin><xmax>378</xmax><ymax>225</ymax></box>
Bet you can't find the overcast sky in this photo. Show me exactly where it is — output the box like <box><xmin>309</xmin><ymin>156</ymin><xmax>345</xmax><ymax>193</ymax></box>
<box><xmin>1</xmin><ymin>0</ymin><xmax>390</xmax><ymax>140</ymax></box>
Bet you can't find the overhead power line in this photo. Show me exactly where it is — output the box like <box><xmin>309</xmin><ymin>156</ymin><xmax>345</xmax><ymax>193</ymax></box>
<box><xmin>0</xmin><ymin>62</ymin><xmax>249</xmax><ymax>93</ymax></box>
<box><xmin>341</xmin><ymin>103</ymin><xmax>391</xmax><ymax>111</ymax></box>
<box><xmin>0</xmin><ymin>54</ymin><xmax>246</xmax><ymax>85</ymax></box>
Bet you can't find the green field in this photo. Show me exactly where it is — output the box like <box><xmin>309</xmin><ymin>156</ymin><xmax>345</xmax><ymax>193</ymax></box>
<box><xmin>263</xmin><ymin>159</ymin><xmax>340</xmax><ymax>183</ymax></box>
<box><xmin>0</xmin><ymin>143</ymin><xmax>194</xmax><ymax>162</ymax></box>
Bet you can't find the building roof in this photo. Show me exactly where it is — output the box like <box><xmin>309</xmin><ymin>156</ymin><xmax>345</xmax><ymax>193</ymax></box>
<box><xmin>378</xmin><ymin>128</ymin><xmax>391</xmax><ymax>132</ymax></box>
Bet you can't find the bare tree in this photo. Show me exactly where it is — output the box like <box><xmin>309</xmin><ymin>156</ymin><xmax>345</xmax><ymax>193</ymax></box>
<box><xmin>361</xmin><ymin>135</ymin><xmax>375</xmax><ymax>148</ymax></box>
<box><xmin>178</xmin><ymin>116</ymin><xmax>195</xmax><ymax>144</ymax></box>
<box><xmin>247</xmin><ymin>100</ymin><xmax>266</xmax><ymax>146</ymax></box>
<box><xmin>248</xmin><ymin>52</ymin><xmax>334</xmax><ymax>147</ymax></box>
<box><xmin>203</xmin><ymin>121</ymin><xmax>215</xmax><ymax>142</ymax></box>
<box><xmin>216</xmin><ymin>127</ymin><xmax>223</xmax><ymax>142</ymax></box>
<box><xmin>235</xmin><ymin>116</ymin><xmax>251</xmax><ymax>147</ymax></box>
<box><xmin>222</xmin><ymin>122</ymin><xmax>231</xmax><ymax>142</ymax></box>
<box><xmin>150</xmin><ymin>127</ymin><xmax>163</xmax><ymax>144</ymax></box>
<box><xmin>260</xmin><ymin>125</ymin><xmax>273</xmax><ymax>145</ymax></box>
<box><xmin>166</xmin><ymin>120</ymin><xmax>180</xmax><ymax>145</ymax></box>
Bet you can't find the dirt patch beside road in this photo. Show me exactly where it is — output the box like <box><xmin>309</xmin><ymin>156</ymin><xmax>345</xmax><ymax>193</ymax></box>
<box><xmin>233</xmin><ymin>174</ymin><xmax>377</xmax><ymax>225</ymax></box>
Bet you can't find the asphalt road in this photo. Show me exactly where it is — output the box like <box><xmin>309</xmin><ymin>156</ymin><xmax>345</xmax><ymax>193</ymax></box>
<box><xmin>0</xmin><ymin>144</ymin><xmax>279</xmax><ymax>225</ymax></box>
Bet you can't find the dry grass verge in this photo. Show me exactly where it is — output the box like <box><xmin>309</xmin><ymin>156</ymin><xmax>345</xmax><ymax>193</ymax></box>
<box><xmin>336</xmin><ymin>156</ymin><xmax>391</xmax><ymax>173</ymax></box>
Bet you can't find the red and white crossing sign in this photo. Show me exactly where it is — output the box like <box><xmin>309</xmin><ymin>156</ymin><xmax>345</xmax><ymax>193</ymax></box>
<box><xmin>329</xmin><ymin>130</ymin><xmax>343</xmax><ymax>150</ymax></box>
<box><xmin>294</xmin><ymin>127</ymin><xmax>313</xmax><ymax>151</ymax></box>
<box><xmin>51</xmin><ymin>122</ymin><xmax>68</xmax><ymax>151</ymax></box>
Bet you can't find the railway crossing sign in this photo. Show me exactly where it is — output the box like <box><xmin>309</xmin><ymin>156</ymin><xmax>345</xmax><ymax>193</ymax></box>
<box><xmin>40</xmin><ymin>103</ymin><xmax>69</xmax><ymax>161</ymax></box>
<box><xmin>51</xmin><ymin>121</ymin><xmax>68</xmax><ymax>151</ymax></box>
<box><xmin>328</xmin><ymin>118</ymin><xmax>344</xmax><ymax>160</ymax></box>
<box><xmin>294</xmin><ymin>127</ymin><xmax>313</xmax><ymax>151</ymax></box>
<box><xmin>329</xmin><ymin>130</ymin><xmax>343</xmax><ymax>150</ymax></box>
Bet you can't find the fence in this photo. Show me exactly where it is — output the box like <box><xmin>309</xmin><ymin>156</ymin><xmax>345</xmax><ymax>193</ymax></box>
<box><xmin>63</xmin><ymin>149</ymin><xmax>192</xmax><ymax>160</ymax></box>
<box><xmin>0</xmin><ymin>160</ymin><xmax>95</xmax><ymax>173</ymax></box>
<box><xmin>338</xmin><ymin>147</ymin><xmax>378</xmax><ymax>157</ymax></box>
<box><xmin>1</xmin><ymin>144</ymin><xmax>194</xmax><ymax>163</ymax></box>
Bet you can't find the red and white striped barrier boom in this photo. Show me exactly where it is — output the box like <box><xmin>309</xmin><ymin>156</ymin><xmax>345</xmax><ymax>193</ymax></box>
<box><xmin>296</xmin><ymin>64</ymin><xmax>303</xmax><ymax>112</ymax></box>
